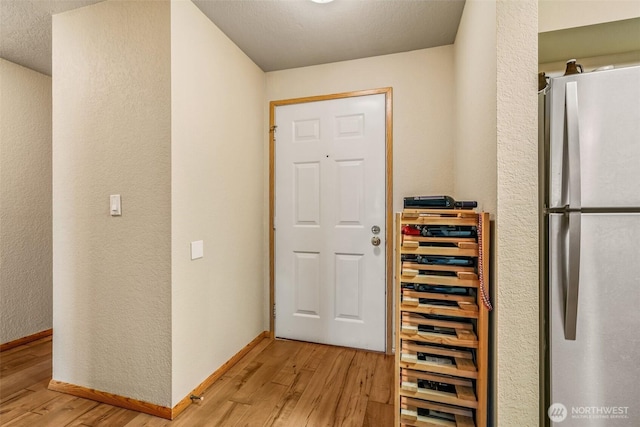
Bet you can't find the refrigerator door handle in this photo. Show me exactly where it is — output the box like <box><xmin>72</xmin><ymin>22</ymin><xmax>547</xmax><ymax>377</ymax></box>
<box><xmin>565</xmin><ymin>81</ymin><xmax>582</xmax><ymax>209</ymax></box>
<box><xmin>564</xmin><ymin>211</ymin><xmax>581</xmax><ymax>340</ymax></box>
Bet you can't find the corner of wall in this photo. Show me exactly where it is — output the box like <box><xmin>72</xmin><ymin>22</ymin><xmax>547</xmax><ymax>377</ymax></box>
<box><xmin>52</xmin><ymin>0</ymin><xmax>172</xmax><ymax>407</ymax></box>
<box><xmin>496</xmin><ymin>0</ymin><xmax>539</xmax><ymax>425</ymax></box>
<box><xmin>452</xmin><ymin>0</ymin><xmax>497</xmax><ymax>215</ymax></box>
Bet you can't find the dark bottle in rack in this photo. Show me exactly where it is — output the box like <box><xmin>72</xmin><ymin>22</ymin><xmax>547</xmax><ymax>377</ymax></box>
<box><xmin>402</xmin><ymin>254</ymin><xmax>475</xmax><ymax>266</ymax></box>
<box><xmin>404</xmin><ymin>195</ymin><xmax>478</xmax><ymax>210</ymax></box>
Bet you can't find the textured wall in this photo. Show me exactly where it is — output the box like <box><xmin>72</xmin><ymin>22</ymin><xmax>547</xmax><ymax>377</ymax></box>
<box><xmin>539</xmin><ymin>0</ymin><xmax>640</xmax><ymax>32</ymax></box>
<box><xmin>52</xmin><ymin>0</ymin><xmax>172</xmax><ymax>406</ymax></box>
<box><xmin>170</xmin><ymin>0</ymin><xmax>266</xmax><ymax>406</ymax></box>
<box><xmin>452</xmin><ymin>2</ymin><xmax>497</xmax><ymax>423</ymax></box>
<box><xmin>0</xmin><ymin>59</ymin><xmax>52</xmax><ymax>344</ymax></box>
<box><xmin>496</xmin><ymin>0</ymin><xmax>539</xmax><ymax>425</ymax></box>
<box><xmin>453</xmin><ymin>0</ymin><xmax>497</xmax><ymax>214</ymax></box>
<box><xmin>265</xmin><ymin>47</ymin><xmax>456</xmax><ymax>329</ymax></box>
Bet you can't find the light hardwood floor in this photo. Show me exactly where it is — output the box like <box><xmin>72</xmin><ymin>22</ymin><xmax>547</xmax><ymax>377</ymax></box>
<box><xmin>0</xmin><ymin>336</ymin><xmax>394</xmax><ymax>426</ymax></box>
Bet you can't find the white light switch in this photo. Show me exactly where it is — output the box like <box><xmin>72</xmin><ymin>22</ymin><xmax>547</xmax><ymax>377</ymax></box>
<box><xmin>110</xmin><ymin>195</ymin><xmax>121</xmax><ymax>216</ymax></box>
<box><xmin>191</xmin><ymin>240</ymin><xmax>204</xmax><ymax>260</ymax></box>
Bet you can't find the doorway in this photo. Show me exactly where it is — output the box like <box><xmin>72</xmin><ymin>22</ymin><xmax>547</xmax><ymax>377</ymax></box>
<box><xmin>269</xmin><ymin>88</ymin><xmax>393</xmax><ymax>353</ymax></box>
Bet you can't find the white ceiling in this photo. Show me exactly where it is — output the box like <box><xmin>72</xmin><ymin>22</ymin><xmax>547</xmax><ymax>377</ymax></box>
<box><xmin>0</xmin><ymin>0</ymin><xmax>465</xmax><ymax>76</ymax></box>
<box><xmin>0</xmin><ymin>0</ymin><xmax>105</xmax><ymax>75</ymax></box>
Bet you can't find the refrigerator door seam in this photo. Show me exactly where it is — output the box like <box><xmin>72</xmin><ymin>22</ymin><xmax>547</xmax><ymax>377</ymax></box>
<box><xmin>547</xmin><ymin>207</ymin><xmax>640</xmax><ymax>214</ymax></box>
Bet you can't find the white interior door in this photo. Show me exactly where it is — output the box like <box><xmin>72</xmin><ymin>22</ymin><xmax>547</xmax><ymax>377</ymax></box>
<box><xmin>274</xmin><ymin>93</ymin><xmax>386</xmax><ymax>352</ymax></box>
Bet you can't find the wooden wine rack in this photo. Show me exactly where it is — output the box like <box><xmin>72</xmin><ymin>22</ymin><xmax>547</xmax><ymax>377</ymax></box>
<box><xmin>395</xmin><ymin>209</ymin><xmax>490</xmax><ymax>427</ymax></box>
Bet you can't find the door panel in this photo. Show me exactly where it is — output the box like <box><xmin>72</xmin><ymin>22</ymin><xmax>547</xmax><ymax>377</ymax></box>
<box><xmin>335</xmin><ymin>113</ymin><xmax>364</xmax><ymax>138</ymax></box>
<box><xmin>294</xmin><ymin>119</ymin><xmax>320</xmax><ymax>142</ymax></box>
<box><xmin>548</xmin><ymin>67</ymin><xmax>640</xmax><ymax>209</ymax></box>
<box><xmin>335</xmin><ymin>160</ymin><xmax>364</xmax><ymax>225</ymax></box>
<box><xmin>293</xmin><ymin>252</ymin><xmax>320</xmax><ymax>317</ymax></box>
<box><xmin>275</xmin><ymin>93</ymin><xmax>386</xmax><ymax>351</ymax></box>
<box><xmin>334</xmin><ymin>253</ymin><xmax>363</xmax><ymax>321</ymax></box>
<box><xmin>294</xmin><ymin>162</ymin><xmax>320</xmax><ymax>225</ymax></box>
<box><xmin>549</xmin><ymin>213</ymin><xmax>640</xmax><ymax>425</ymax></box>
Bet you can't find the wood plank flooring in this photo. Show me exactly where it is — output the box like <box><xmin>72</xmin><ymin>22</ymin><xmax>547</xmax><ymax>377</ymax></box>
<box><xmin>0</xmin><ymin>336</ymin><xmax>394</xmax><ymax>426</ymax></box>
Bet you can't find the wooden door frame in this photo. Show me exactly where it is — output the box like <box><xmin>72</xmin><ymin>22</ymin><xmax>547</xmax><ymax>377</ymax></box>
<box><xmin>269</xmin><ymin>87</ymin><xmax>394</xmax><ymax>354</ymax></box>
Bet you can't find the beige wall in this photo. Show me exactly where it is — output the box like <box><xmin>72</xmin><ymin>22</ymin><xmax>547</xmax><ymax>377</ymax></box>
<box><xmin>452</xmin><ymin>1</ymin><xmax>497</xmax><ymax>423</ymax></box>
<box><xmin>455</xmin><ymin>2</ymin><xmax>541</xmax><ymax>424</ymax></box>
<box><xmin>539</xmin><ymin>11</ymin><xmax>640</xmax><ymax>72</ymax></box>
<box><xmin>539</xmin><ymin>0</ymin><xmax>640</xmax><ymax>32</ymax></box>
<box><xmin>496</xmin><ymin>0</ymin><xmax>539</xmax><ymax>425</ymax></box>
<box><xmin>52</xmin><ymin>0</ymin><xmax>172</xmax><ymax>406</ymax></box>
<box><xmin>453</xmin><ymin>0</ymin><xmax>497</xmax><ymax>215</ymax></box>
<box><xmin>170</xmin><ymin>0</ymin><xmax>266</xmax><ymax>406</ymax></box>
<box><xmin>0</xmin><ymin>59</ymin><xmax>52</xmax><ymax>345</ymax></box>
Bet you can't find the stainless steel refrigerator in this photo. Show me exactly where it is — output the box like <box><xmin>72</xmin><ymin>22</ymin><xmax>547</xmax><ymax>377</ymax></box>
<box><xmin>541</xmin><ymin>65</ymin><xmax>640</xmax><ymax>426</ymax></box>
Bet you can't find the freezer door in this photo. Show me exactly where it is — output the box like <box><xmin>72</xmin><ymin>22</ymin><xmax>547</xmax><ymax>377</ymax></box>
<box><xmin>549</xmin><ymin>213</ymin><xmax>640</xmax><ymax>425</ymax></box>
<box><xmin>548</xmin><ymin>66</ymin><xmax>640</xmax><ymax>209</ymax></box>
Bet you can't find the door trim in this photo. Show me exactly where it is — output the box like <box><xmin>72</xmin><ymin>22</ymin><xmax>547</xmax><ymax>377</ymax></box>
<box><xmin>269</xmin><ymin>87</ymin><xmax>393</xmax><ymax>354</ymax></box>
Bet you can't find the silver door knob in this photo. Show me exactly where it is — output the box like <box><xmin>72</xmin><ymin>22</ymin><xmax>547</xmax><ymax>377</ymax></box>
<box><xmin>371</xmin><ymin>236</ymin><xmax>381</xmax><ymax>246</ymax></box>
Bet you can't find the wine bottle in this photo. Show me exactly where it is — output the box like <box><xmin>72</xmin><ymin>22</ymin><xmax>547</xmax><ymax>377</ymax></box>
<box><xmin>404</xmin><ymin>195</ymin><xmax>478</xmax><ymax>209</ymax></box>
<box><xmin>404</xmin><ymin>195</ymin><xmax>455</xmax><ymax>209</ymax></box>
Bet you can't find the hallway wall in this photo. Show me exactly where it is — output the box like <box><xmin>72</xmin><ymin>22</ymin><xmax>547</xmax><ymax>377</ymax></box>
<box><xmin>0</xmin><ymin>58</ymin><xmax>52</xmax><ymax>345</ymax></box>
<box><xmin>170</xmin><ymin>0</ymin><xmax>266</xmax><ymax>406</ymax></box>
<box><xmin>52</xmin><ymin>0</ymin><xmax>173</xmax><ymax>406</ymax></box>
